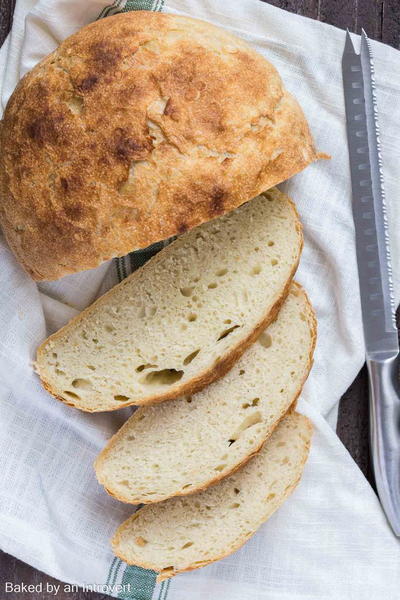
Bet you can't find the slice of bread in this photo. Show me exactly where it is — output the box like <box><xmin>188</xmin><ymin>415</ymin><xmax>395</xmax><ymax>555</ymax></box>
<box><xmin>112</xmin><ymin>412</ymin><xmax>313</xmax><ymax>581</ymax></box>
<box><xmin>95</xmin><ymin>283</ymin><xmax>316</xmax><ymax>503</ymax></box>
<box><xmin>36</xmin><ymin>188</ymin><xmax>302</xmax><ymax>412</ymax></box>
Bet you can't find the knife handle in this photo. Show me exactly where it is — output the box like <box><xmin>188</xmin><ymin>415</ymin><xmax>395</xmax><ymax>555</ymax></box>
<box><xmin>367</xmin><ymin>355</ymin><xmax>400</xmax><ymax>536</ymax></box>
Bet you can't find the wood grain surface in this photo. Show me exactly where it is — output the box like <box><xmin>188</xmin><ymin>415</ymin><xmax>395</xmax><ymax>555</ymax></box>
<box><xmin>0</xmin><ymin>0</ymin><xmax>399</xmax><ymax>598</ymax></box>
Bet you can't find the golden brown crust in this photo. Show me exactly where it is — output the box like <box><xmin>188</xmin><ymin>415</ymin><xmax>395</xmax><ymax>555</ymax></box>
<box><xmin>111</xmin><ymin>414</ymin><xmax>314</xmax><ymax>580</ymax></box>
<box><xmin>95</xmin><ymin>281</ymin><xmax>317</xmax><ymax>503</ymax></box>
<box><xmin>35</xmin><ymin>190</ymin><xmax>304</xmax><ymax>411</ymax></box>
<box><xmin>0</xmin><ymin>12</ymin><xmax>317</xmax><ymax>280</ymax></box>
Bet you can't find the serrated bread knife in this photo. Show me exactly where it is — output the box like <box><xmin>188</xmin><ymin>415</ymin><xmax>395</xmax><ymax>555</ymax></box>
<box><xmin>342</xmin><ymin>30</ymin><xmax>400</xmax><ymax>536</ymax></box>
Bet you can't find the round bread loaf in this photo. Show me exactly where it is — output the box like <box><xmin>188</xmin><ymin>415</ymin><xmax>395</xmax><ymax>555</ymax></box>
<box><xmin>0</xmin><ymin>11</ymin><xmax>317</xmax><ymax>280</ymax></box>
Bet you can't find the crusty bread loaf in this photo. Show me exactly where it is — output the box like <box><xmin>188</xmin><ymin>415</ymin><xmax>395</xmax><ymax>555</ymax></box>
<box><xmin>0</xmin><ymin>11</ymin><xmax>317</xmax><ymax>280</ymax></box>
<box><xmin>112</xmin><ymin>412</ymin><xmax>312</xmax><ymax>581</ymax></box>
<box><xmin>35</xmin><ymin>189</ymin><xmax>302</xmax><ymax>412</ymax></box>
<box><xmin>95</xmin><ymin>283</ymin><xmax>316</xmax><ymax>502</ymax></box>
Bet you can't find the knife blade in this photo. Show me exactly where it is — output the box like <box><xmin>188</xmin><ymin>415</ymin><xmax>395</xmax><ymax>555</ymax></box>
<box><xmin>342</xmin><ymin>30</ymin><xmax>400</xmax><ymax>536</ymax></box>
<box><xmin>342</xmin><ymin>30</ymin><xmax>398</xmax><ymax>359</ymax></box>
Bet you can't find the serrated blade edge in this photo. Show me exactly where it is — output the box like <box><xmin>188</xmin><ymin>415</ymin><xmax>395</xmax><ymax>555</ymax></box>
<box><xmin>360</xmin><ymin>31</ymin><xmax>396</xmax><ymax>332</ymax></box>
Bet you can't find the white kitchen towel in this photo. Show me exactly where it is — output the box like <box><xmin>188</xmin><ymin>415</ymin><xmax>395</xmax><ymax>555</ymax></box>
<box><xmin>0</xmin><ymin>0</ymin><xmax>400</xmax><ymax>598</ymax></box>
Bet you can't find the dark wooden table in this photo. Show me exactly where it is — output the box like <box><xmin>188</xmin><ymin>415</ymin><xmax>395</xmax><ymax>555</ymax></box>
<box><xmin>0</xmin><ymin>1</ymin><xmax>399</xmax><ymax>598</ymax></box>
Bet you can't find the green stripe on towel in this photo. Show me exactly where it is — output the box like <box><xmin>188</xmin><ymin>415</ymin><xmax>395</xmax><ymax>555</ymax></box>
<box><xmin>118</xmin><ymin>565</ymin><xmax>157</xmax><ymax>600</ymax></box>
